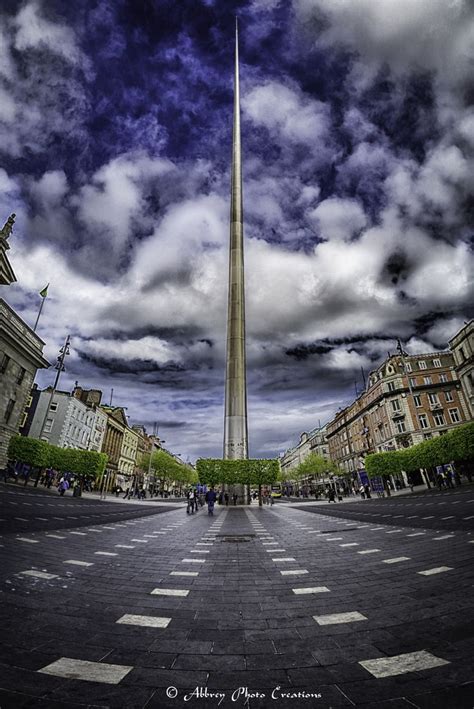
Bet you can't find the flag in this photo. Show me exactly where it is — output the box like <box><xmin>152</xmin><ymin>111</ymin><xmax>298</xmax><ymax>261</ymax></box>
<box><xmin>39</xmin><ymin>284</ymin><xmax>49</xmax><ymax>298</ymax></box>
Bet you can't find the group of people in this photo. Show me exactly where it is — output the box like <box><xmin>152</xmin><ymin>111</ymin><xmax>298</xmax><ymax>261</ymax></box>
<box><xmin>186</xmin><ymin>487</ymin><xmax>219</xmax><ymax>515</ymax></box>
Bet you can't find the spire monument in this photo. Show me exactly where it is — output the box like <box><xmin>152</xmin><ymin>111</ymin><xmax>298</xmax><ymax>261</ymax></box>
<box><xmin>223</xmin><ymin>21</ymin><xmax>248</xmax><ymax>465</ymax></box>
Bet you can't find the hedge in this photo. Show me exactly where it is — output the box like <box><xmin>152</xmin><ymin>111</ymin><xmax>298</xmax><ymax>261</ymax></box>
<box><xmin>7</xmin><ymin>436</ymin><xmax>107</xmax><ymax>478</ymax></box>
<box><xmin>196</xmin><ymin>459</ymin><xmax>280</xmax><ymax>486</ymax></box>
<box><xmin>365</xmin><ymin>421</ymin><xmax>474</xmax><ymax>477</ymax></box>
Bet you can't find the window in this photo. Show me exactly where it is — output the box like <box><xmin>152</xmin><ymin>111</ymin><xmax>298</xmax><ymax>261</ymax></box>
<box><xmin>432</xmin><ymin>358</ymin><xmax>441</xmax><ymax>367</ymax></box>
<box><xmin>418</xmin><ymin>360</ymin><xmax>427</xmax><ymax>370</ymax></box>
<box><xmin>428</xmin><ymin>393</ymin><xmax>439</xmax><ymax>405</ymax></box>
<box><xmin>17</xmin><ymin>367</ymin><xmax>26</xmax><ymax>384</ymax></box>
<box><xmin>449</xmin><ymin>408</ymin><xmax>460</xmax><ymax>423</ymax></box>
<box><xmin>391</xmin><ymin>399</ymin><xmax>401</xmax><ymax>412</ymax></box>
<box><xmin>50</xmin><ymin>402</ymin><xmax>58</xmax><ymax>412</ymax></box>
<box><xmin>44</xmin><ymin>418</ymin><xmax>54</xmax><ymax>433</ymax></box>
<box><xmin>460</xmin><ymin>347</ymin><xmax>466</xmax><ymax>360</ymax></box>
<box><xmin>0</xmin><ymin>354</ymin><xmax>10</xmax><ymax>374</ymax></box>
<box><xmin>4</xmin><ymin>398</ymin><xmax>15</xmax><ymax>423</ymax></box>
<box><xmin>413</xmin><ymin>395</ymin><xmax>422</xmax><ymax>407</ymax></box>
<box><xmin>410</xmin><ymin>377</ymin><xmax>417</xmax><ymax>388</ymax></box>
<box><xmin>445</xmin><ymin>391</ymin><xmax>453</xmax><ymax>402</ymax></box>
<box><xmin>396</xmin><ymin>420</ymin><xmax>406</xmax><ymax>433</ymax></box>
<box><xmin>388</xmin><ymin>381</ymin><xmax>396</xmax><ymax>392</ymax></box>
<box><xmin>433</xmin><ymin>411</ymin><xmax>445</xmax><ymax>426</ymax></box>
<box><xmin>423</xmin><ymin>432</ymin><xmax>432</xmax><ymax>439</ymax></box>
<box><xmin>423</xmin><ymin>376</ymin><xmax>432</xmax><ymax>385</ymax></box>
<box><xmin>405</xmin><ymin>362</ymin><xmax>412</xmax><ymax>373</ymax></box>
<box><xmin>439</xmin><ymin>373</ymin><xmax>448</xmax><ymax>383</ymax></box>
<box><xmin>418</xmin><ymin>414</ymin><xmax>428</xmax><ymax>429</ymax></box>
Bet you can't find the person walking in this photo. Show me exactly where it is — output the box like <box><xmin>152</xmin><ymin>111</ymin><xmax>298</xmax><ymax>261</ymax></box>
<box><xmin>232</xmin><ymin>493</ymin><xmax>238</xmax><ymax>506</ymax></box>
<box><xmin>186</xmin><ymin>489</ymin><xmax>194</xmax><ymax>515</ymax></box>
<box><xmin>224</xmin><ymin>492</ymin><xmax>229</xmax><ymax>507</ymax></box>
<box><xmin>205</xmin><ymin>487</ymin><xmax>217</xmax><ymax>516</ymax></box>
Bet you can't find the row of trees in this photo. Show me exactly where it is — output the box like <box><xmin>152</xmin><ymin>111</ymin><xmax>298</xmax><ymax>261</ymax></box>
<box><xmin>8</xmin><ymin>436</ymin><xmax>107</xmax><ymax>478</ymax></box>
<box><xmin>196</xmin><ymin>458</ymin><xmax>280</xmax><ymax>505</ymax></box>
<box><xmin>140</xmin><ymin>450</ymin><xmax>197</xmax><ymax>489</ymax></box>
<box><xmin>289</xmin><ymin>453</ymin><xmax>340</xmax><ymax>483</ymax></box>
<box><xmin>365</xmin><ymin>421</ymin><xmax>474</xmax><ymax>478</ymax></box>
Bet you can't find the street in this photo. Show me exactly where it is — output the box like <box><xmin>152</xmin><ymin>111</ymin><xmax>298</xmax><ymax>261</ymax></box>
<box><xmin>0</xmin><ymin>483</ymin><xmax>473</xmax><ymax>708</ymax></box>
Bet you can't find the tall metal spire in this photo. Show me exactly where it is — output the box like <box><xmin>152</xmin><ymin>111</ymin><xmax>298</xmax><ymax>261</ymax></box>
<box><xmin>223</xmin><ymin>19</ymin><xmax>248</xmax><ymax>460</ymax></box>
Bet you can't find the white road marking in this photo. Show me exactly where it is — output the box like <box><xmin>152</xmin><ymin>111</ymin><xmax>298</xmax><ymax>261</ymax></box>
<box><xmin>382</xmin><ymin>557</ymin><xmax>410</xmax><ymax>564</ymax></box>
<box><xmin>418</xmin><ymin>566</ymin><xmax>453</xmax><ymax>576</ymax></box>
<box><xmin>94</xmin><ymin>552</ymin><xmax>118</xmax><ymax>556</ymax></box>
<box><xmin>407</xmin><ymin>533</ymin><xmax>425</xmax><ymax>537</ymax></box>
<box><xmin>182</xmin><ymin>558</ymin><xmax>206</xmax><ymax>563</ymax></box>
<box><xmin>46</xmin><ymin>534</ymin><xmax>66</xmax><ymax>539</ymax></box>
<box><xmin>116</xmin><ymin>614</ymin><xmax>171</xmax><ymax>627</ymax></box>
<box><xmin>292</xmin><ymin>586</ymin><xmax>330</xmax><ymax>594</ymax></box>
<box><xmin>358</xmin><ymin>549</ymin><xmax>380</xmax><ymax>555</ymax></box>
<box><xmin>115</xmin><ymin>544</ymin><xmax>135</xmax><ymax>549</ymax></box>
<box><xmin>19</xmin><ymin>570</ymin><xmax>58</xmax><ymax>580</ymax></box>
<box><xmin>359</xmin><ymin>650</ymin><xmax>450</xmax><ymax>678</ymax></box>
<box><xmin>280</xmin><ymin>569</ymin><xmax>308</xmax><ymax>576</ymax></box>
<box><xmin>272</xmin><ymin>557</ymin><xmax>296</xmax><ymax>562</ymax></box>
<box><xmin>313</xmin><ymin>611</ymin><xmax>367</xmax><ymax>625</ymax></box>
<box><xmin>39</xmin><ymin>657</ymin><xmax>132</xmax><ymax>684</ymax></box>
<box><xmin>151</xmin><ymin>588</ymin><xmax>189</xmax><ymax>597</ymax></box>
<box><xmin>16</xmin><ymin>537</ymin><xmax>38</xmax><ymax>544</ymax></box>
<box><xmin>340</xmin><ymin>543</ymin><xmax>359</xmax><ymax>547</ymax></box>
<box><xmin>433</xmin><ymin>535</ymin><xmax>455</xmax><ymax>540</ymax></box>
<box><xmin>171</xmin><ymin>571</ymin><xmax>199</xmax><ymax>576</ymax></box>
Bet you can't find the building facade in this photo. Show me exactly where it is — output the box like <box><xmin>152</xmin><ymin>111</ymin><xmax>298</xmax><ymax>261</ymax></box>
<box><xmin>326</xmin><ymin>349</ymin><xmax>470</xmax><ymax>475</ymax></box>
<box><xmin>100</xmin><ymin>406</ymin><xmax>127</xmax><ymax>491</ymax></box>
<box><xmin>280</xmin><ymin>426</ymin><xmax>329</xmax><ymax>475</ymax></box>
<box><xmin>449</xmin><ymin>320</ymin><xmax>474</xmax><ymax>420</ymax></box>
<box><xmin>21</xmin><ymin>386</ymin><xmax>107</xmax><ymax>451</ymax></box>
<box><xmin>0</xmin><ymin>300</ymin><xmax>49</xmax><ymax>468</ymax></box>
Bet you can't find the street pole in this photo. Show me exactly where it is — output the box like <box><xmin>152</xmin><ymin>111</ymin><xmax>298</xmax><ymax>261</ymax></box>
<box><xmin>38</xmin><ymin>335</ymin><xmax>71</xmax><ymax>442</ymax></box>
<box><xmin>35</xmin><ymin>334</ymin><xmax>71</xmax><ymax>487</ymax></box>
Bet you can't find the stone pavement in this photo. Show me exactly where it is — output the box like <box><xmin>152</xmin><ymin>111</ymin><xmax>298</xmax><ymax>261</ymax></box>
<box><xmin>0</xmin><ymin>491</ymin><xmax>473</xmax><ymax>709</ymax></box>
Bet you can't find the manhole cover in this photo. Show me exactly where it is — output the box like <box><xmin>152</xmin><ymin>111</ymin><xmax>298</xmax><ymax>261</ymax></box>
<box><xmin>218</xmin><ymin>535</ymin><xmax>255</xmax><ymax>543</ymax></box>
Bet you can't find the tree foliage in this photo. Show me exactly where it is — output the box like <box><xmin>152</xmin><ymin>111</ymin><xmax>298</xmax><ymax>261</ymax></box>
<box><xmin>145</xmin><ymin>450</ymin><xmax>197</xmax><ymax>485</ymax></box>
<box><xmin>365</xmin><ymin>422</ymin><xmax>474</xmax><ymax>477</ymax></box>
<box><xmin>7</xmin><ymin>436</ymin><xmax>107</xmax><ymax>478</ymax></box>
<box><xmin>291</xmin><ymin>453</ymin><xmax>340</xmax><ymax>481</ymax></box>
<box><xmin>196</xmin><ymin>459</ymin><xmax>280</xmax><ymax>486</ymax></box>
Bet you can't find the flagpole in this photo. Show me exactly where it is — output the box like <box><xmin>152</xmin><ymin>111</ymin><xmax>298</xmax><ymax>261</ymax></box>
<box><xmin>33</xmin><ymin>297</ymin><xmax>45</xmax><ymax>332</ymax></box>
<box><xmin>33</xmin><ymin>283</ymin><xmax>49</xmax><ymax>333</ymax></box>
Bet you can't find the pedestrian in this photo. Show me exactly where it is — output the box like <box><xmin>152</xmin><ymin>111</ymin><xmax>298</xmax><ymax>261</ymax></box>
<box><xmin>233</xmin><ymin>493</ymin><xmax>238</xmax><ymax>505</ymax></box>
<box><xmin>205</xmin><ymin>487</ymin><xmax>217</xmax><ymax>516</ymax></box>
<box><xmin>224</xmin><ymin>492</ymin><xmax>229</xmax><ymax>506</ymax></box>
<box><xmin>359</xmin><ymin>484</ymin><xmax>365</xmax><ymax>499</ymax></box>
<box><xmin>186</xmin><ymin>489</ymin><xmax>194</xmax><ymax>515</ymax></box>
<box><xmin>364</xmin><ymin>484</ymin><xmax>371</xmax><ymax>499</ymax></box>
<box><xmin>337</xmin><ymin>487</ymin><xmax>343</xmax><ymax>502</ymax></box>
<box><xmin>327</xmin><ymin>488</ymin><xmax>336</xmax><ymax>503</ymax></box>
<box><xmin>58</xmin><ymin>478</ymin><xmax>69</xmax><ymax>496</ymax></box>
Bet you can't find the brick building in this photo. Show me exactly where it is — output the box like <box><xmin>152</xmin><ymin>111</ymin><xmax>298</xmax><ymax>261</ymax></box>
<box><xmin>326</xmin><ymin>349</ymin><xmax>470</xmax><ymax>477</ymax></box>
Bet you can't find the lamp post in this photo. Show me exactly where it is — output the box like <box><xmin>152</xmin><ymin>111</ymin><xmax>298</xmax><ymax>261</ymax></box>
<box><xmin>35</xmin><ymin>335</ymin><xmax>70</xmax><ymax>487</ymax></box>
<box><xmin>38</xmin><ymin>335</ymin><xmax>71</xmax><ymax>442</ymax></box>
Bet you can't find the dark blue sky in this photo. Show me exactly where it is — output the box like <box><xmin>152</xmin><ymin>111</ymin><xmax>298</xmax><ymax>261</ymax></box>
<box><xmin>1</xmin><ymin>0</ymin><xmax>473</xmax><ymax>459</ymax></box>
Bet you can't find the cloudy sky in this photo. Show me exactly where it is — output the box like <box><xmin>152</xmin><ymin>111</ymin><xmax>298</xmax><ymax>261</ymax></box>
<box><xmin>1</xmin><ymin>0</ymin><xmax>473</xmax><ymax>461</ymax></box>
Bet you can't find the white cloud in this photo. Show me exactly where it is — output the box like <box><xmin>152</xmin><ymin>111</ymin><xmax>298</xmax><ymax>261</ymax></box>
<box><xmin>243</xmin><ymin>80</ymin><xmax>330</xmax><ymax>145</ymax></box>
<box><xmin>14</xmin><ymin>1</ymin><xmax>82</xmax><ymax>65</ymax></box>
<box><xmin>295</xmin><ymin>0</ymin><xmax>474</xmax><ymax>86</ymax></box>
<box><xmin>309</xmin><ymin>197</ymin><xmax>367</xmax><ymax>241</ymax></box>
<box><xmin>79</xmin><ymin>336</ymin><xmax>179</xmax><ymax>365</ymax></box>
